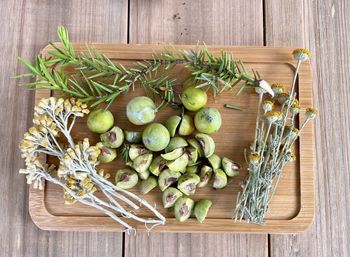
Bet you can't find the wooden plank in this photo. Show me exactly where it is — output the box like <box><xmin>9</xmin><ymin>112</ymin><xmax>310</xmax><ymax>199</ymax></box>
<box><xmin>0</xmin><ymin>0</ymin><xmax>127</xmax><ymax>256</ymax></box>
<box><xmin>266</xmin><ymin>0</ymin><xmax>350</xmax><ymax>256</ymax></box>
<box><xmin>31</xmin><ymin>44</ymin><xmax>314</xmax><ymax>234</ymax></box>
<box><xmin>127</xmin><ymin>0</ymin><xmax>267</xmax><ymax>256</ymax></box>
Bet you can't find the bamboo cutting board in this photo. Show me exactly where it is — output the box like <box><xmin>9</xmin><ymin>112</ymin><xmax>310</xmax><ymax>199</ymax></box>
<box><xmin>29</xmin><ymin>44</ymin><xmax>314</xmax><ymax>233</ymax></box>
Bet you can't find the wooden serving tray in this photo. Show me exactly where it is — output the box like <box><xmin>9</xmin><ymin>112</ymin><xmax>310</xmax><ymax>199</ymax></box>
<box><xmin>29</xmin><ymin>44</ymin><xmax>314</xmax><ymax>233</ymax></box>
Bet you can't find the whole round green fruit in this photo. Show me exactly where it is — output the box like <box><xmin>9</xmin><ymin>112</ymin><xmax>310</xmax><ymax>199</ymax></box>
<box><xmin>180</xmin><ymin>86</ymin><xmax>207</xmax><ymax>111</ymax></box>
<box><xmin>126</xmin><ymin>96</ymin><xmax>157</xmax><ymax>125</ymax></box>
<box><xmin>194</xmin><ymin>107</ymin><xmax>222</xmax><ymax>134</ymax></box>
<box><xmin>142</xmin><ymin>123</ymin><xmax>170</xmax><ymax>152</ymax></box>
<box><xmin>87</xmin><ymin>109</ymin><xmax>114</xmax><ymax>133</ymax></box>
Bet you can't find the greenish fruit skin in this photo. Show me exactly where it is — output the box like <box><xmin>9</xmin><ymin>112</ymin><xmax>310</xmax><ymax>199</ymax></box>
<box><xmin>186</xmin><ymin>147</ymin><xmax>198</xmax><ymax>166</ymax></box>
<box><xmin>129</xmin><ymin>144</ymin><xmax>149</xmax><ymax>161</ymax></box>
<box><xmin>194</xmin><ymin>107</ymin><xmax>222</xmax><ymax>134</ymax></box>
<box><xmin>167</xmin><ymin>153</ymin><xmax>189</xmax><ymax>172</ymax></box>
<box><xmin>187</xmin><ymin>138</ymin><xmax>204</xmax><ymax>157</ymax></box>
<box><xmin>100</xmin><ymin>126</ymin><xmax>124</xmax><ymax>148</ymax></box>
<box><xmin>186</xmin><ymin>165</ymin><xmax>199</xmax><ymax>174</ymax></box>
<box><xmin>87</xmin><ymin>109</ymin><xmax>114</xmax><ymax>133</ymax></box>
<box><xmin>115</xmin><ymin>169</ymin><xmax>138</xmax><ymax>189</ymax></box>
<box><xmin>158</xmin><ymin>169</ymin><xmax>181</xmax><ymax>191</ymax></box>
<box><xmin>161</xmin><ymin>148</ymin><xmax>184</xmax><ymax>161</ymax></box>
<box><xmin>138</xmin><ymin>169</ymin><xmax>150</xmax><ymax>180</ymax></box>
<box><xmin>96</xmin><ymin>142</ymin><xmax>117</xmax><ymax>163</ymax></box>
<box><xmin>142</xmin><ymin>123</ymin><xmax>170</xmax><ymax>152</ymax></box>
<box><xmin>178</xmin><ymin>114</ymin><xmax>195</xmax><ymax>136</ymax></box>
<box><xmin>149</xmin><ymin>156</ymin><xmax>167</xmax><ymax>176</ymax></box>
<box><xmin>174</xmin><ymin>196</ymin><xmax>195</xmax><ymax>222</ymax></box>
<box><xmin>140</xmin><ymin>176</ymin><xmax>158</xmax><ymax>194</ymax></box>
<box><xmin>177</xmin><ymin>173</ymin><xmax>200</xmax><ymax>195</ymax></box>
<box><xmin>208</xmin><ymin>154</ymin><xmax>221</xmax><ymax>170</ymax></box>
<box><xmin>164</xmin><ymin>115</ymin><xmax>181</xmax><ymax>137</ymax></box>
<box><xmin>124</xmin><ymin>131</ymin><xmax>142</xmax><ymax>143</ymax></box>
<box><xmin>181</xmin><ymin>86</ymin><xmax>208</xmax><ymax>112</ymax></box>
<box><xmin>126</xmin><ymin>96</ymin><xmax>156</xmax><ymax>125</ymax></box>
<box><xmin>194</xmin><ymin>199</ymin><xmax>213</xmax><ymax>223</ymax></box>
<box><xmin>165</xmin><ymin>137</ymin><xmax>188</xmax><ymax>153</ymax></box>
<box><xmin>198</xmin><ymin>165</ymin><xmax>213</xmax><ymax>188</ymax></box>
<box><xmin>162</xmin><ymin>187</ymin><xmax>183</xmax><ymax>208</ymax></box>
<box><xmin>129</xmin><ymin>153</ymin><xmax>153</xmax><ymax>173</ymax></box>
<box><xmin>222</xmin><ymin>157</ymin><xmax>241</xmax><ymax>177</ymax></box>
<box><xmin>213</xmin><ymin>169</ymin><xmax>228</xmax><ymax>189</ymax></box>
<box><xmin>195</xmin><ymin>133</ymin><xmax>215</xmax><ymax>158</ymax></box>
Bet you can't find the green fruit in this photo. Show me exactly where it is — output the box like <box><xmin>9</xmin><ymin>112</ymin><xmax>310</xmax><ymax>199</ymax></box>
<box><xmin>186</xmin><ymin>147</ymin><xmax>198</xmax><ymax>166</ymax></box>
<box><xmin>138</xmin><ymin>169</ymin><xmax>150</xmax><ymax>180</ymax></box>
<box><xmin>115</xmin><ymin>169</ymin><xmax>138</xmax><ymax>189</ymax></box>
<box><xmin>194</xmin><ymin>199</ymin><xmax>212</xmax><ymax>223</ymax></box>
<box><xmin>87</xmin><ymin>109</ymin><xmax>114</xmax><ymax>133</ymax></box>
<box><xmin>162</xmin><ymin>187</ymin><xmax>183</xmax><ymax>208</ymax></box>
<box><xmin>124</xmin><ymin>131</ymin><xmax>142</xmax><ymax>143</ymax></box>
<box><xmin>96</xmin><ymin>142</ymin><xmax>117</xmax><ymax>163</ymax></box>
<box><xmin>178</xmin><ymin>114</ymin><xmax>195</xmax><ymax>136</ymax></box>
<box><xmin>174</xmin><ymin>197</ymin><xmax>194</xmax><ymax>222</ymax></box>
<box><xmin>208</xmin><ymin>154</ymin><xmax>221</xmax><ymax>170</ymax></box>
<box><xmin>140</xmin><ymin>176</ymin><xmax>158</xmax><ymax>194</ymax></box>
<box><xmin>167</xmin><ymin>153</ymin><xmax>189</xmax><ymax>172</ymax></box>
<box><xmin>195</xmin><ymin>133</ymin><xmax>215</xmax><ymax>158</ymax></box>
<box><xmin>164</xmin><ymin>115</ymin><xmax>181</xmax><ymax>137</ymax></box>
<box><xmin>194</xmin><ymin>107</ymin><xmax>222</xmax><ymax>134</ymax></box>
<box><xmin>158</xmin><ymin>169</ymin><xmax>181</xmax><ymax>191</ymax></box>
<box><xmin>198</xmin><ymin>165</ymin><xmax>213</xmax><ymax>187</ymax></box>
<box><xmin>161</xmin><ymin>148</ymin><xmax>184</xmax><ymax>161</ymax></box>
<box><xmin>128</xmin><ymin>153</ymin><xmax>153</xmax><ymax>173</ymax></box>
<box><xmin>142</xmin><ymin>123</ymin><xmax>170</xmax><ymax>152</ymax></box>
<box><xmin>213</xmin><ymin>169</ymin><xmax>227</xmax><ymax>189</ymax></box>
<box><xmin>100</xmin><ymin>126</ymin><xmax>124</xmax><ymax>148</ymax></box>
<box><xmin>177</xmin><ymin>173</ymin><xmax>200</xmax><ymax>195</ymax></box>
<box><xmin>126</xmin><ymin>96</ymin><xmax>156</xmax><ymax>125</ymax></box>
<box><xmin>181</xmin><ymin>86</ymin><xmax>208</xmax><ymax>111</ymax></box>
<box><xmin>149</xmin><ymin>156</ymin><xmax>167</xmax><ymax>176</ymax></box>
<box><xmin>129</xmin><ymin>144</ymin><xmax>149</xmax><ymax>161</ymax></box>
<box><xmin>222</xmin><ymin>157</ymin><xmax>241</xmax><ymax>177</ymax></box>
<box><xmin>165</xmin><ymin>136</ymin><xmax>188</xmax><ymax>152</ymax></box>
<box><xmin>187</xmin><ymin>138</ymin><xmax>204</xmax><ymax>157</ymax></box>
<box><xmin>186</xmin><ymin>165</ymin><xmax>199</xmax><ymax>174</ymax></box>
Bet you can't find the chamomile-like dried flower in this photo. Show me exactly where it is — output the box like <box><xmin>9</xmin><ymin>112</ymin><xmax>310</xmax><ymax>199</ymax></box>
<box><xmin>290</xmin><ymin>99</ymin><xmax>300</xmax><ymax>115</ymax></box>
<box><xmin>266</xmin><ymin>111</ymin><xmax>282</xmax><ymax>123</ymax></box>
<box><xmin>271</xmin><ymin>83</ymin><xmax>285</xmax><ymax>96</ymax></box>
<box><xmin>262</xmin><ymin>100</ymin><xmax>274</xmax><ymax>113</ymax></box>
<box><xmin>292</xmin><ymin>48</ymin><xmax>311</xmax><ymax>62</ymax></box>
<box><xmin>306</xmin><ymin>107</ymin><xmax>318</xmax><ymax>119</ymax></box>
<box><xmin>249</xmin><ymin>154</ymin><xmax>261</xmax><ymax>164</ymax></box>
<box><xmin>277</xmin><ymin>93</ymin><xmax>290</xmax><ymax>105</ymax></box>
<box><xmin>255</xmin><ymin>80</ymin><xmax>274</xmax><ymax>97</ymax></box>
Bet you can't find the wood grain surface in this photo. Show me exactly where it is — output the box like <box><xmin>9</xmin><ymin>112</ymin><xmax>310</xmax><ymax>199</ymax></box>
<box><xmin>1</xmin><ymin>0</ymin><xmax>349</xmax><ymax>257</ymax></box>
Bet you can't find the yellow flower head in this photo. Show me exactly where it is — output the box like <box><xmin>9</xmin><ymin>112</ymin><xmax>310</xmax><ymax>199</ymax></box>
<box><xmin>249</xmin><ymin>154</ymin><xmax>261</xmax><ymax>164</ymax></box>
<box><xmin>292</xmin><ymin>48</ymin><xmax>311</xmax><ymax>62</ymax></box>
<box><xmin>266</xmin><ymin>111</ymin><xmax>282</xmax><ymax>123</ymax></box>
<box><xmin>262</xmin><ymin>100</ymin><xmax>274</xmax><ymax>112</ymax></box>
<box><xmin>306</xmin><ymin>107</ymin><xmax>318</xmax><ymax>119</ymax></box>
<box><xmin>277</xmin><ymin>93</ymin><xmax>290</xmax><ymax>105</ymax></box>
<box><xmin>271</xmin><ymin>83</ymin><xmax>285</xmax><ymax>96</ymax></box>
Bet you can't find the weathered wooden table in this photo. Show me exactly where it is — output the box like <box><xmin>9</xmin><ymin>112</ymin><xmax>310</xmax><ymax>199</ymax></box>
<box><xmin>1</xmin><ymin>1</ymin><xmax>349</xmax><ymax>256</ymax></box>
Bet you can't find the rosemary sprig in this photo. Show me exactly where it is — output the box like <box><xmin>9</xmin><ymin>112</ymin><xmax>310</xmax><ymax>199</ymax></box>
<box><xmin>16</xmin><ymin>26</ymin><xmax>260</xmax><ymax>108</ymax></box>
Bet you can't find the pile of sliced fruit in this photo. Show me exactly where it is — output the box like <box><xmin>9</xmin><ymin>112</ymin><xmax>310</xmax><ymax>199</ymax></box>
<box><xmin>86</xmin><ymin>86</ymin><xmax>241</xmax><ymax>223</ymax></box>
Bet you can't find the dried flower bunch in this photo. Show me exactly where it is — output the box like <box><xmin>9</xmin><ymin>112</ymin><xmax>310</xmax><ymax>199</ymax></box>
<box><xmin>19</xmin><ymin>97</ymin><xmax>165</xmax><ymax>232</ymax></box>
<box><xmin>233</xmin><ymin>49</ymin><xmax>318</xmax><ymax>224</ymax></box>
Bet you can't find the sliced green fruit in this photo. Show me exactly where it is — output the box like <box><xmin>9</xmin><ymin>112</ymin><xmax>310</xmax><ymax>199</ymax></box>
<box><xmin>187</xmin><ymin>138</ymin><xmax>204</xmax><ymax>157</ymax></box>
<box><xmin>124</xmin><ymin>131</ymin><xmax>142</xmax><ymax>143</ymax></box>
<box><xmin>128</xmin><ymin>153</ymin><xmax>153</xmax><ymax>173</ymax></box>
<box><xmin>165</xmin><ymin>136</ymin><xmax>188</xmax><ymax>153</ymax></box>
<box><xmin>96</xmin><ymin>142</ymin><xmax>117</xmax><ymax>163</ymax></box>
<box><xmin>195</xmin><ymin>133</ymin><xmax>215</xmax><ymax>158</ymax></box>
<box><xmin>115</xmin><ymin>169</ymin><xmax>138</xmax><ymax>189</ymax></box>
<box><xmin>212</xmin><ymin>169</ymin><xmax>227</xmax><ymax>189</ymax></box>
<box><xmin>194</xmin><ymin>199</ymin><xmax>212</xmax><ymax>223</ymax></box>
<box><xmin>177</xmin><ymin>173</ymin><xmax>200</xmax><ymax>195</ymax></box>
<box><xmin>174</xmin><ymin>197</ymin><xmax>194</xmax><ymax>222</ymax></box>
<box><xmin>178</xmin><ymin>114</ymin><xmax>195</xmax><ymax>136</ymax></box>
<box><xmin>138</xmin><ymin>169</ymin><xmax>150</xmax><ymax>180</ymax></box>
<box><xmin>164</xmin><ymin>115</ymin><xmax>181</xmax><ymax>137</ymax></box>
<box><xmin>186</xmin><ymin>146</ymin><xmax>198</xmax><ymax>166</ymax></box>
<box><xmin>198</xmin><ymin>165</ymin><xmax>213</xmax><ymax>188</ymax></box>
<box><xmin>158</xmin><ymin>169</ymin><xmax>181</xmax><ymax>191</ymax></box>
<box><xmin>186</xmin><ymin>165</ymin><xmax>199</xmax><ymax>174</ymax></box>
<box><xmin>208</xmin><ymin>154</ymin><xmax>221</xmax><ymax>170</ymax></box>
<box><xmin>149</xmin><ymin>156</ymin><xmax>167</xmax><ymax>176</ymax></box>
<box><xmin>129</xmin><ymin>144</ymin><xmax>149</xmax><ymax>160</ymax></box>
<box><xmin>100</xmin><ymin>126</ymin><xmax>124</xmax><ymax>148</ymax></box>
<box><xmin>222</xmin><ymin>157</ymin><xmax>241</xmax><ymax>177</ymax></box>
<box><xmin>167</xmin><ymin>153</ymin><xmax>189</xmax><ymax>172</ymax></box>
<box><xmin>162</xmin><ymin>187</ymin><xmax>183</xmax><ymax>208</ymax></box>
<box><xmin>161</xmin><ymin>148</ymin><xmax>184</xmax><ymax>161</ymax></box>
<box><xmin>140</xmin><ymin>175</ymin><xmax>158</xmax><ymax>194</ymax></box>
